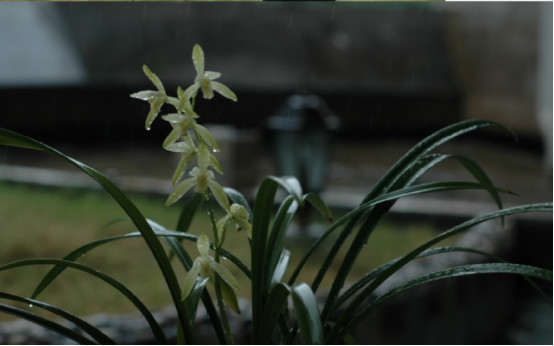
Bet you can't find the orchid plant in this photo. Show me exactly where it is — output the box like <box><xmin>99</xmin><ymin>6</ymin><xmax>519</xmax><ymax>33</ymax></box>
<box><xmin>0</xmin><ymin>44</ymin><xmax>551</xmax><ymax>345</ymax></box>
<box><xmin>131</xmin><ymin>44</ymin><xmax>250</xmax><ymax>341</ymax></box>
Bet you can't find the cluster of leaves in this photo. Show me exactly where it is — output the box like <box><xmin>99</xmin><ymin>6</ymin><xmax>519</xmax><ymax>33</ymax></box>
<box><xmin>0</xmin><ymin>44</ymin><xmax>551</xmax><ymax>345</ymax></box>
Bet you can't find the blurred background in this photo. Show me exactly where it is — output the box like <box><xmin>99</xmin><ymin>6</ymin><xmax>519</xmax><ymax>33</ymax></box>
<box><xmin>0</xmin><ymin>2</ymin><xmax>551</xmax><ymax>344</ymax></box>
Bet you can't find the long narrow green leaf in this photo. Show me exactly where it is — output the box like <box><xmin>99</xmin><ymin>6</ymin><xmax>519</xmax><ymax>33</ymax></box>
<box><xmin>251</xmin><ymin>178</ymin><xmax>279</xmax><ymax>344</ymax></box>
<box><xmin>411</xmin><ymin>154</ymin><xmax>505</xmax><ymax>224</ymax></box>
<box><xmin>303</xmin><ymin>120</ymin><xmax>511</xmax><ymax>297</ymax></box>
<box><xmin>265</xmin><ymin>196</ymin><xmax>297</xmax><ymax>291</ymax></box>
<box><xmin>0</xmin><ymin>259</ymin><xmax>167</xmax><ymax>344</ymax></box>
<box><xmin>271</xmin><ymin>249</ymin><xmax>291</xmax><ymax>287</ymax></box>
<box><xmin>0</xmin><ymin>303</ymin><xmax>97</xmax><ymax>345</ymax></box>
<box><xmin>269</xmin><ymin>176</ymin><xmax>305</xmax><ymax>206</ymax></box>
<box><xmin>326</xmin><ymin>322</ymin><xmax>358</xmax><ymax>345</ymax></box>
<box><xmin>317</xmin><ymin>122</ymin><xmax>514</xmax><ymax>320</ymax></box>
<box><xmin>333</xmin><ymin>246</ymin><xmax>518</xmax><ymax>311</ymax></box>
<box><xmin>329</xmin><ymin>203</ymin><xmax>552</xmax><ymax>339</ymax></box>
<box><xmin>329</xmin><ymin>263</ymin><xmax>552</xmax><ymax>343</ymax></box>
<box><xmin>303</xmin><ymin>192</ymin><xmax>333</xmax><ymax>223</ymax></box>
<box><xmin>183</xmin><ymin>277</ymin><xmax>210</xmax><ymax>333</ymax></box>
<box><xmin>0</xmin><ymin>292</ymin><xmax>115</xmax><ymax>344</ymax></box>
<box><xmin>260</xmin><ymin>283</ymin><xmax>291</xmax><ymax>344</ymax></box>
<box><xmin>291</xmin><ymin>283</ymin><xmax>324</xmax><ymax>345</ymax></box>
<box><xmin>0</xmin><ymin>128</ymin><xmax>192</xmax><ymax>342</ymax></box>
<box><xmin>289</xmin><ymin>180</ymin><xmax>514</xmax><ymax>287</ymax></box>
<box><xmin>278</xmin><ymin>311</ymin><xmax>293</xmax><ymax>345</ymax></box>
<box><xmin>319</xmin><ymin>178</ymin><xmax>512</xmax><ymax>322</ymax></box>
<box><xmin>224</xmin><ymin>187</ymin><xmax>253</xmax><ymax>223</ymax></box>
<box><xmin>320</xmin><ymin>202</ymin><xmax>393</xmax><ymax>322</ymax></box>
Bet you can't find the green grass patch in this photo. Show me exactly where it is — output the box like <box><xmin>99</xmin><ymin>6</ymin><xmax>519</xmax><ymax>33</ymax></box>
<box><xmin>0</xmin><ymin>182</ymin><xmax>447</xmax><ymax>321</ymax></box>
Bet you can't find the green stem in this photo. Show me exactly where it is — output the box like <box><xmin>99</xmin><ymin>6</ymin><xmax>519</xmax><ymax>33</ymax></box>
<box><xmin>204</xmin><ymin>192</ymin><xmax>235</xmax><ymax>345</ymax></box>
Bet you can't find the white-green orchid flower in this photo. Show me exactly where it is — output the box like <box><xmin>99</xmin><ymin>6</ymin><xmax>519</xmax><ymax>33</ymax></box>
<box><xmin>181</xmin><ymin>233</ymin><xmax>239</xmax><ymax>301</ymax></box>
<box><xmin>216</xmin><ymin>203</ymin><xmax>252</xmax><ymax>242</ymax></box>
<box><xmin>165</xmin><ymin>139</ymin><xmax>222</xmax><ymax>186</ymax></box>
<box><xmin>130</xmin><ymin>65</ymin><xmax>169</xmax><ymax>130</ymax></box>
<box><xmin>182</xmin><ymin>44</ymin><xmax>237</xmax><ymax>102</ymax></box>
<box><xmin>166</xmin><ymin>143</ymin><xmax>229</xmax><ymax>209</ymax></box>
<box><xmin>161</xmin><ymin>106</ymin><xmax>220</xmax><ymax>152</ymax></box>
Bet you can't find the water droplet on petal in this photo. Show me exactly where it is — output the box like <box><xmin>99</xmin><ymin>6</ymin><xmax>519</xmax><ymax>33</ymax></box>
<box><xmin>29</xmin><ymin>304</ymin><xmax>33</xmax><ymax>308</ymax></box>
<box><xmin>212</xmin><ymin>148</ymin><xmax>220</xmax><ymax>153</ymax></box>
<box><xmin>146</xmin><ymin>127</ymin><xmax>151</xmax><ymax>131</ymax></box>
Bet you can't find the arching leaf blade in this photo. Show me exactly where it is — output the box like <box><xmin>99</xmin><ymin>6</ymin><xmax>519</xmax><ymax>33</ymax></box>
<box><xmin>0</xmin><ymin>292</ymin><xmax>115</xmax><ymax>344</ymax></box>
<box><xmin>289</xmin><ymin>180</ymin><xmax>515</xmax><ymax>286</ymax></box>
<box><xmin>330</xmin><ymin>263</ymin><xmax>552</xmax><ymax>343</ymax></box>
<box><xmin>0</xmin><ymin>128</ymin><xmax>191</xmax><ymax>342</ymax></box>
<box><xmin>291</xmin><ymin>283</ymin><xmax>324</xmax><ymax>345</ymax></box>
<box><xmin>265</xmin><ymin>196</ymin><xmax>297</xmax><ymax>291</ymax></box>
<box><xmin>303</xmin><ymin>192</ymin><xmax>333</xmax><ymax>223</ymax></box>
<box><xmin>0</xmin><ymin>303</ymin><xmax>97</xmax><ymax>345</ymax></box>
<box><xmin>260</xmin><ymin>283</ymin><xmax>291</xmax><ymax>344</ymax></box>
<box><xmin>251</xmin><ymin>177</ymin><xmax>279</xmax><ymax>344</ymax></box>
<box><xmin>333</xmin><ymin>246</ymin><xmax>537</xmax><ymax>311</ymax></box>
<box><xmin>0</xmin><ymin>258</ymin><xmax>167</xmax><ymax>344</ymax></box>
<box><xmin>183</xmin><ymin>277</ymin><xmax>210</xmax><ymax>333</ymax></box>
<box><xmin>303</xmin><ymin>119</ymin><xmax>513</xmax><ymax>301</ymax></box>
<box><xmin>268</xmin><ymin>175</ymin><xmax>304</xmax><ymax>206</ymax></box>
<box><xmin>329</xmin><ymin>203</ymin><xmax>552</xmax><ymax>341</ymax></box>
<box><xmin>271</xmin><ymin>249</ymin><xmax>291</xmax><ymax>287</ymax></box>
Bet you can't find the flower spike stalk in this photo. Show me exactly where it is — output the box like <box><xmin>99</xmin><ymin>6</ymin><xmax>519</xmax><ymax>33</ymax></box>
<box><xmin>131</xmin><ymin>43</ymin><xmax>249</xmax><ymax>344</ymax></box>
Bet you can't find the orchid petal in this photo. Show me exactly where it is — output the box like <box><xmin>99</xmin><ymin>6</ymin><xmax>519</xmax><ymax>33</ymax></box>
<box><xmin>130</xmin><ymin>90</ymin><xmax>164</xmax><ymax>101</ymax></box>
<box><xmin>197</xmin><ymin>233</ymin><xmax>210</xmax><ymax>258</ymax></box>
<box><xmin>194</xmin><ymin>124</ymin><xmax>219</xmax><ymax>151</ymax></box>
<box><xmin>183</xmin><ymin>133</ymin><xmax>197</xmax><ymax>149</ymax></box>
<box><xmin>166</xmin><ymin>96</ymin><xmax>180</xmax><ymax>110</ymax></box>
<box><xmin>162</xmin><ymin>113</ymin><xmax>185</xmax><ymax>124</ymax></box>
<box><xmin>211</xmin><ymin>81</ymin><xmax>237</xmax><ymax>102</ymax></box>
<box><xmin>182</xmin><ymin>84</ymin><xmax>201</xmax><ymax>104</ymax></box>
<box><xmin>145</xmin><ymin>97</ymin><xmax>165</xmax><ymax>130</ymax></box>
<box><xmin>216</xmin><ymin>214</ymin><xmax>233</xmax><ymax>246</ymax></box>
<box><xmin>192</xmin><ymin>44</ymin><xmax>205</xmax><ymax>76</ymax></box>
<box><xmin>143</xmin><ymin>65</ymin><xmax>166</xmax><ymax>94</ymax></box>
<box><xmin>181</xmin><ymin>259</ymin><xmax>201</xmax><ymax>301</ymax></box>
<box><xmin>166</xmin><ymin>177</ymin><xmax>196</xmax><ymax>206</ymax></box>
<box><xmin>235</xmin><ymin>218</ymin><xmax>252</xmax><ymax>236</ymax></box>
<box><xmin>200</xmin><ymin>83</ymin><xmax>214</xmax><ymax>100</ymax></box>
<box><xmin>163</xmin><ymin>127</ymin><xmax>182</xmax><ymax>149</ymax></box>
<box><xmin>210</xmin><ymin>154</ymin><xmax>223</xmax><ymax>174</ymax></box>
<box><xmin>165</xmin><ymin>142</ymin><xmax>192</xmax><ymax>153</ymax></box>
<box><xmin>230</xmin><ymin>204</ymin><xmax>252</xmax><ymax>236</ymax></box>
<box><xmin>207</xmin><ymin>179</ymin><xmax>230</xmax><ymax>213</ymax></box>
<box><xmin>210</xmin><ymin>260</ymin><xmax>239</xmax><ymax>291</ymax></box>
<box><xmin>172</xmin><ymin>154</ymin><xmax>194</xmax><ymax>186</ymax></box>
<box><xmin>205</xmin><ymin>71</ymin><xmax>221</xmax><ymax>80</ymax></box>
<box><xmin>180</xmin><ymin>99</ymin><xmax>200</xmax><ymax>118</ymax></box>
<box><xmin>197</xmin><ymin>142</ymin><xmax>211</xmax><ymax>170</ymax></box>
